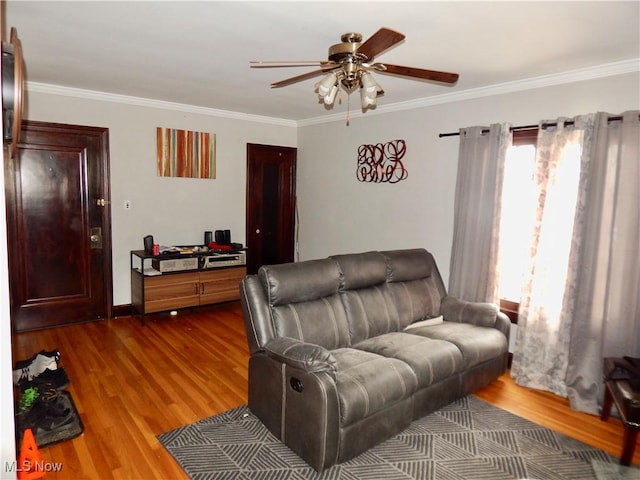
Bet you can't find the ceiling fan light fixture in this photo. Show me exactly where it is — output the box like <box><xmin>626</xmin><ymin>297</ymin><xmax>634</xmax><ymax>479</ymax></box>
<box><xmin>359</xmin><ymin>71</ymin><xmax>382</xmax><ymax>109</ymax></box>
<box><xmin>360</xmin><ymin>71</ymin><xmax>380</xmax><ymax>93</ymax></box>
<box><xmin>324</xmin><ymin>84</ymin><xmax>339</xmax><ymax>105</ymax></box>
<box><xmin>360</xmin><ymin>87</ymin><xmax>377</xmax><ymax>109</ymax></box>
<box><xmin>315</xmin><ymin>72</ymin><xmax>338</xmax><ymax>97</ymax></box>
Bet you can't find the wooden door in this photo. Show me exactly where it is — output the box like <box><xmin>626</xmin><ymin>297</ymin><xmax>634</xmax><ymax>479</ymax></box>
<box><xmin>246</xmin><ymin>144</ymin><xmax>296</xmax><ymax>274</ymax></box>
<box><xmin>4</xmin><ymin>121</ymin><xmax>112</xmax><ymax>331</ymax></box>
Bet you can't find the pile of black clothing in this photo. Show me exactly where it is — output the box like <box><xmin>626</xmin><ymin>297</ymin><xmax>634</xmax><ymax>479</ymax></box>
<box><xmin>13</xmin><ymin>350</ymin><xmax>84</xmax><ymax>449</ymax></box>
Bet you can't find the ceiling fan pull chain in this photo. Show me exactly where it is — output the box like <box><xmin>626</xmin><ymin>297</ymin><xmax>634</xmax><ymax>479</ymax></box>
<box><xmin>346</xmin><ymin>93</ymin><xmax>351</xmax><ymax>126</ymax></box>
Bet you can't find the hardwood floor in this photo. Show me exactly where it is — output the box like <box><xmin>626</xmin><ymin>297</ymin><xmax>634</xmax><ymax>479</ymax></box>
<box><xmin>11</xmin><ymin>302</ymin><xmax>638</xmax><ymax>478</ymax></box>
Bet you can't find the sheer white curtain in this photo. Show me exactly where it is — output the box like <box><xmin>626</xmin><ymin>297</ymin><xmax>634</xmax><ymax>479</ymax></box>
<box><xmin>511</xmin><ymin>115</ymin><xmax>595</xmax><ymax>396</ymax></box>
<box><xmin>448</xmin><ymin>124</ymin><xmax>511</xmax><ymax>303</ymax></box>
<box><xmin>511</xmin><ymin>111</ymin><xmax>640</xmax><ymax>412</ymax></box>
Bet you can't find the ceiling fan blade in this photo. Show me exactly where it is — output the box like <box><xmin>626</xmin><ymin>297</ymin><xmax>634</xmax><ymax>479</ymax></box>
<box><xmin>379</xmin><ymin>64</ymin><xmax>459</xmax><ymax>84</ymax></box>
<box><xmin>356</xmin><ymin>28</ymin><xmax>405</xmax><ymax>61</ymax></box>
<box><xmin>270</xmin><ymin>67</ymin><xmax>339</xmax><ymax>88</ymax></box>
<box><xmin>251</xmin><ymin>61</ymin><xmax>336</xmax><ymax>68</ymax></box>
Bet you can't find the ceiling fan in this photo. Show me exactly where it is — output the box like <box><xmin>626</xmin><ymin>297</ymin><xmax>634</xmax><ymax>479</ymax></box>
<box><xmin>251</xmin><ymin>27</ymin><xmax>459</xmax><ymax>111</ymax></box>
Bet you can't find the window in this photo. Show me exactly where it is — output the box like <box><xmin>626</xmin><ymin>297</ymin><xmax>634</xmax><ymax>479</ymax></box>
<box><xmin>497</xmin><ymin>129</ymin><xmax>537</xmax><ymax>309</ymax></box>
<box><xmin>497</xmin><ymin>128</ymin><xmax>583</xmax><ymax>324</ymax></box>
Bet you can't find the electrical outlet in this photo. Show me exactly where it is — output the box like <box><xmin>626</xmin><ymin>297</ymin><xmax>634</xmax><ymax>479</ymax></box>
<box><xmin>124</xmin><ymin>200</ymin><xmax>131</xmax><ymax>210</ymax></box>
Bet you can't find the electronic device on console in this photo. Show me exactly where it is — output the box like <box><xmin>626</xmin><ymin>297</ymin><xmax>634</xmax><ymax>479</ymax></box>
<box><xmin>202</xmin><ymin>251</ymin><xmax>246</xmax><ymax>269</ymax></box>
<box><xmin>152</xmin><ymin>256</ymin><xmax>199</xmax><ymax>273</ymax></box>
<box><xmin>141</xmin><ymin>229</ymin><xmax>245</xmax><ymax>274</ymax></box>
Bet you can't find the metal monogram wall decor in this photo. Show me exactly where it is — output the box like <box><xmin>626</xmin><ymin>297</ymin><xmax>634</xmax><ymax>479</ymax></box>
<box><xmin>356</xmin><ymin>139</ymin><xmax>408</xmax><ymax>183</ymax></box>
<box><xmin>157</xmin><ymin>127</ymin><xmax>216</xmax><ymax>179</ymax></box>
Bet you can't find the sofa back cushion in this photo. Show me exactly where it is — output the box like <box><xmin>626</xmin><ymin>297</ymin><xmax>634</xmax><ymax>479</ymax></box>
<box><xmin>332</xmin><ymin>251</ymin><xmax>400</xmax><ymax>344</ymax></box>
<box><xmin>259</xmin><ymin>259</ymin><xmax>350</xmax><ymax>349</ymax></box>
<box><xmin>383</xmin><ymin>249</ymin><xmax>447</xmax><ymax>329</ymax></box>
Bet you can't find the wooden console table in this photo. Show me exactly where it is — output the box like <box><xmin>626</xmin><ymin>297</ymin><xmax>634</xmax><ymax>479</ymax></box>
<box><xmin>130</xmin><ymin>250</ymin><xmax>246</xmax><ymax>324</ymax></box>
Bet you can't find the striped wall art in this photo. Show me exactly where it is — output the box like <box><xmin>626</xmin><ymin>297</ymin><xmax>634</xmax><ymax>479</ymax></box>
<box><xmin>157</xmin><ymin>127</ymin><xmax>216</xmax><ymax>179</ymax></box>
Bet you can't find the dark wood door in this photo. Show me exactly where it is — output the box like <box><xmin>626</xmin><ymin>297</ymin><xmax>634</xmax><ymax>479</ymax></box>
<box><xmin>246</xmin><ymin>143</ymin><xmax>296</xmax><ymax>274</ymax></box>
<box><xmin>4</xmin><ymin>121</ymin><xmax>112</xmax><ymax>331</ymax></box>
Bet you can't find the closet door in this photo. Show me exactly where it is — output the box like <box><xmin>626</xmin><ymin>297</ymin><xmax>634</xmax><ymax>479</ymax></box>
<box><xmin>246</xmin><ymin>143</ymin><xmax>296</xmax><ymax>274</ymax></box>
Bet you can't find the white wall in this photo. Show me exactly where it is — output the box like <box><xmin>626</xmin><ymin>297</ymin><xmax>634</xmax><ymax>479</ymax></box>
<box><xmin>296</xmin><ymin>72</ymin><xmax>640</xmax><ymax>286</ymax></box>
<box><xmin>24</xmin><ymin>91</ymin><xmax>297</xmax><ymax>305</ymax></box>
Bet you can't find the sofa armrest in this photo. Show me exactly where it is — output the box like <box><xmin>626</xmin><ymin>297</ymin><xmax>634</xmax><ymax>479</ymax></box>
<box><xmin>264</xmin><ymin>337</ymin><xmax>337</xmax><ymax>374</ymax></box>
<box><xmin>440</xmin><ymin>296</ymin><xmax>510</xmax><ymax>338</ymax></box>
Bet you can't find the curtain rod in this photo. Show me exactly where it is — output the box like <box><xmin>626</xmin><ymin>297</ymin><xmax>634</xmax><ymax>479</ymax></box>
<box><xmin>438</xmin><ymin>115</ymin><xmax>626</xmax><ymax>138</ymax></box>
<box><xmin>438</xmin><ymin>124</ymin><xmax>537</xmax><ymax>138</ymax></box>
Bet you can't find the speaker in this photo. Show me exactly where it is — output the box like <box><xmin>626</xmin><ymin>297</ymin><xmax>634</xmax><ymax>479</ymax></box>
<box><xmin>143</xmin><ymin>235</ymin><xmax>154</xmax><ymax>254</ymax></box>
<box><xmin>204</xmin><ymin>231</ymin><xmax>213</xmax><ymax>245</ymax></box>
<box><xmin>214</xmin><ymin>230</ymin><xmax>231</xmax><ymax>245</ymax></box>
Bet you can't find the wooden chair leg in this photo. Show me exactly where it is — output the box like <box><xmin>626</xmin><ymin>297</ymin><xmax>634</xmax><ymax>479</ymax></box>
<box><xmin>620</xmin><ymin>426</ymin><xmax>638</xmax><ymax>466</ymax></box>
<box><xmin>601</xmin><ymin>384</ymin><xmax>613</xmax><ymax>422</ymax></box>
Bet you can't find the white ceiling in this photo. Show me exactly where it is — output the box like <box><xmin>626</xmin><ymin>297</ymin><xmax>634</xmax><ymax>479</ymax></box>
<box><xmin>4</xmin><ymin>1</ymin><xmax>640</xmax><ymax>123</ymax></box>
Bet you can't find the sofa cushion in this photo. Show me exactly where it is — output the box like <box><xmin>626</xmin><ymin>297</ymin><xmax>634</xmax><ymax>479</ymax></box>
<box><xmin>331</xmin><ymin>251</ymin><xmax>388</xmax><ymax>290</ymax></box>
<box><xmin>383</xmin><ymin>249</ymin><xmax>447</xmax><ymax>328</ymax></box>
<box><xmin>339</xmin><ymin>287</ymin><xmax>399</xmax><ymax>344</ymax></box>
<box><xmin>332</xmin><ymin>252</ymin><xmax>400</xmax><ymax>344</ymax></box>
<box><xmin>388</xmin><ymin>279</ymin><xmax>443</xmax><ymax>329</ymax></box>
<box><xmin>384</xmin><ymin>248</ymin><xmax>441</xmax><ymax>284</ymax></box>
<box><xmin>259</xmin><ymin>258</ymin><xmax>341</xmax><ymax>306</ymax></box>
<box><xmin>354</xmin><ymin>332</ymin><xmax>464</xmax><ymax>389</ymax></box>
<box><xmin>271</xmin><ymin>295</ymin><xmax>350</xmax><ymax>350</ymax></box>
<box><xmin>332</xmin><ymin>348</ymin><xmax>418</xmax><ymax>426</ymax></box>
<box><xmin>405</xmin><ymin>321</ymin><xmax>508</xmax><ymax>369</ymax></box>
<box><xmin>259</xmin><ymin>258</ymin><xmax>351</xmax><ymax>349</ymax></box>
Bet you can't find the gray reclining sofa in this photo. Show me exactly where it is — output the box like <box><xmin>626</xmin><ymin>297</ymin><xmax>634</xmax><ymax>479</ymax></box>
<box><xmin>240</xmin><ymin>248</ymin><xmax>509</xmax><ymax>471</ymax></box>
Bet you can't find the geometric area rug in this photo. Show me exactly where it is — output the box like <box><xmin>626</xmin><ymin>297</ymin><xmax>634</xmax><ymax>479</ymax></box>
<box><xmin>158</xmin><ymin>395</ymin><xmax>638</xmax><ymax>480</ymax></box>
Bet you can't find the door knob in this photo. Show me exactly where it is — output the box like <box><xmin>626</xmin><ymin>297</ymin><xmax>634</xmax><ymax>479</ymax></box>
<box><xmin>255</xmin><ymin>228</ymin><xmax>261</xmax><ymax>234</ymax></box>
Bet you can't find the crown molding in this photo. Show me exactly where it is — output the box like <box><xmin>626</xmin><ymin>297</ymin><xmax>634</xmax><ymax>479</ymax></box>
<box><xmin>26</xmin><ymin>82</ymin><xmax>298</xmax><ymax>128</ymax></box>
<box><xmin>28</xmin><ymin>59</ymin><xmax>638</xmax><ymax>129</ymax></box>
<box><xmin>297</xmin><ymin>58</ymin><xmax>640</xmax><ymax>127</ymax></box>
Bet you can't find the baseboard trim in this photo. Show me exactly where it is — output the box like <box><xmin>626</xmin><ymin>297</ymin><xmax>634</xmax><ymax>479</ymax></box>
<box><xmin>112</xmin><ymin>304</ymin><xmax>132</xmax><ymax>318</ymax></box>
